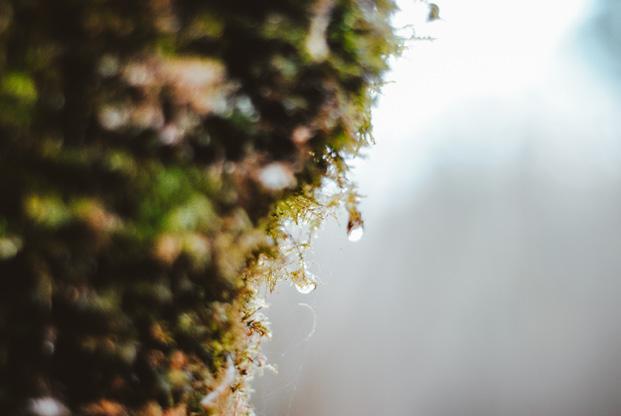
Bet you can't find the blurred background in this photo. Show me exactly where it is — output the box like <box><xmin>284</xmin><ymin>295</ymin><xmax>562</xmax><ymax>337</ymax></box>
<box><xmin>254</xmin><ymin>0</ymin><xmax>621</xmax><ymax>415</ymax></box>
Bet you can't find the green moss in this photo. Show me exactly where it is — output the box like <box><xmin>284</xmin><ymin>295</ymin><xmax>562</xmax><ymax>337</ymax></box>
<box><xmin>24</xmin><ymin>194</ymin><xmax>71</xmax><ymax>228</ymax></box>
<box><xmin>0</xmin><ymin>0</ymin><xmax>399</xmax><ymax>414</ymax></box>
<box><xmin>1</xmin><ymin>72</ymin><xmax>37</xmax><ymax>102</ymax></box>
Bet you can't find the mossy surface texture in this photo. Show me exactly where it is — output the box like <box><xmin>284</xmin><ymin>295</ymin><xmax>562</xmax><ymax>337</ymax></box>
<box><xmin>0</xmin><ymin>0</ymin><xmax>397</xmax><ymax>414</ymax></box>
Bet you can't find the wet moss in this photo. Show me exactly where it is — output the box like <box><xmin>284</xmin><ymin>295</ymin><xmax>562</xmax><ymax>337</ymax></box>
<box><xmin>0</xmin><ymin>0</ymin><xmax>398</xmax><ymax>414</ymax></box>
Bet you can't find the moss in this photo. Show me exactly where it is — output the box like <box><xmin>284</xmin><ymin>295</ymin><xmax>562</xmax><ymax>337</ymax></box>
<box><xmin>1</xmin><ymin>72</ymin><xmax>37</xmax><ymax>102</ymax></box>
<box><xmin>0</xmin><ymin>0</ymin><xmax>398</xmax><ymax>414</ymax></box>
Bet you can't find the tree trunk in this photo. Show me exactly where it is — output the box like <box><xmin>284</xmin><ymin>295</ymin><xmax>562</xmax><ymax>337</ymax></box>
<box><xmin>0</xmin><ymin>0</ymin><xmax>397</xmax><ymax>414</ymax></box>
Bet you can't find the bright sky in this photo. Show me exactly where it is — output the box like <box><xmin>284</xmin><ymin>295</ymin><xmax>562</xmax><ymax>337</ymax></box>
<box><xmin>354</xmin><ymin>0</ymin><xmax>596</xmax><ymax>213</ymax></box>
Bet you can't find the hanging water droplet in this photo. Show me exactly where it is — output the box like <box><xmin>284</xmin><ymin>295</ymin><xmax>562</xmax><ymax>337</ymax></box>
<box><xmin>347</xmin><ymin>223</ymin><xmax>364</xmax><ymax>242</ymax></box>
<box><xmin>347</xmin><ymin>213</ymin><xmax>365</xmax><ymax>243</ymax></box>
<box><xmin>295</xmin><ymin>279</ymin><xmax>317</xmax><ymax>294</ymax></box>
<box><xmin>293</xmin><ymin>267</ymin><xmax>318</xmax><ymax>294</ymax></box>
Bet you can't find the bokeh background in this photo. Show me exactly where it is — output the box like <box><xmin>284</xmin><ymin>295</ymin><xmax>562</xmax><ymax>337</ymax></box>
<box><xmin>254</xmin><ymin>0</ymin><xmax>621</xmax><ymax>415</ymax></box>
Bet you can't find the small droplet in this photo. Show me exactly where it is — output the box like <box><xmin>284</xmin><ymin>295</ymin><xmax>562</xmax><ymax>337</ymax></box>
<box><xmin>295</xmin><ymin>279</ymin><xmax>317</xmax><ymax>294</ymax></box>
<box><xmin>347</xmin><ymin>213</ymin><xmax>365</xmax><ymax>243</ymax></box>
<box><xmin>294</xmin><ymin>267</ymin><xmax>318</xmax><ymax>294</ymax></box>
<box><xmin>347</xmin><ymin>224</ymin><xmax>364</xmax><ymax>242</ymax></box>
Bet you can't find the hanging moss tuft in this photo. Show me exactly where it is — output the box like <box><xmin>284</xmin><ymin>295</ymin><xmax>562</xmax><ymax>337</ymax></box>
<box><xmin>0</xmin><ymin>0</ymin><xmax>398</xmax><ymax>414</ymax></box>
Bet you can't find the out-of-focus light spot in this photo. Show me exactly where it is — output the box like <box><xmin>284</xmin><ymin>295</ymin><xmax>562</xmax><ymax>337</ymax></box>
<box><xmin>258</xmin><ymin>162</ymin><xmax>297</xmax><ymax>191</ymax></box>
<box><xmin>159</xmin><ymin>124</ymin><xmax>181</xmax><ymax>145</ymax></box>
<box><xmin>98</xmin><ymin>105</ymin><xmax>128</xmax><ymax>130</ymax></box>
<box><xmin>97</xmin><ymin>55</ymin><xmax>119</xmax><ymax>77</ymax></box>
<box><xmin>306</xmin><ymin>0</ymin><xmax>332</xmax><ymax>61</ymax></box>
<box><xmin>0</xmin><ymin>236</ymin><xmax>22</xmax><ymax>259</ymax></box>
<box><xmin>28</xmin><ymin>397</ymin><xmax>69</xmax><ymax>416</ymax></box>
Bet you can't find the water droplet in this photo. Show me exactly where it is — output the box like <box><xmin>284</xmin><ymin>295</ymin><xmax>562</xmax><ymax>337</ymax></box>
<box><xmin>347</xmin><ymin>204</ymin><xmax>364</xmax><ymax>242</ymax></box>
<box><xmin>295</xmin><ymin>279</ymin><xmax>317</xmax><ymax>294</ymax></box>
<box><xmin>347</xmin><ymin>214</ymin><xmax>365</xmax><ymax>242</ymax></box>
<box><xmin>347</xmin><ymin>224</ymin><xmax>364</xmax><ymax>242</ymax></box>
<box><xmin>294</xmin><ymin>267</ymin><xmax>318</xmax><ymax>294</ymax></box>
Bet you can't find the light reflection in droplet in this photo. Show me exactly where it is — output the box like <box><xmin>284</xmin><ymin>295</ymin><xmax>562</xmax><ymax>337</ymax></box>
<box><xmin>294</xmin><ymin>266</ymin><xmax>318</xmax><ymax>295</ymax></box>
<box><xmin>347</xmin><ymin>223</ymin><xmax>364</xmax><ymax>242</ymax></box>
<box><xmin>295</xmin><ymin>279</ymin><xmax>317</xmax><ymax>295</ymax></box>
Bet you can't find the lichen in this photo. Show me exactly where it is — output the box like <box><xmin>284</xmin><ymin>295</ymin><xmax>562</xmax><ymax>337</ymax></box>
<box><xmin>0</xmin><ymin>0</ymin><xmax>399</xmax><ymax>414</ymax></box>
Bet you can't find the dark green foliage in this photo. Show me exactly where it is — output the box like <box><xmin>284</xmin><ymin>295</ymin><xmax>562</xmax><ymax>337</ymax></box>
<box><xmin>0</xmin><ymin>0</ymin><xmax>397</xmax><ymax>414</ymax></box>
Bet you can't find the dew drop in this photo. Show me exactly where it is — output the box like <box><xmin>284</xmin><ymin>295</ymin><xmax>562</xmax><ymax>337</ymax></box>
<box><xmin>347</xmin><ymin>212</ymin><xmax>365</xmax><ymax>242</ymax></box>
<box><xmin>346</xmin><ymin>200</ymin><xmax>365</xmax><ymax>242</ymax></box>
<box><xmin>347</xmin><ymin>224</ymin><xmax>364</xmax><ymax>242</ymax></box>
<box><xmin>295</xmin><ymin>280</ymin><xmax>317</xmax><ymax>295</ymax></box>
<box><xmin>293</xmin><ymin>266</ymin><xmax>318</xmax><ymax>294</ymax></box>
<box><xmin>295</xmin><ymin>279</ymin><xmax>317</xmax><ymax>295</ymax></box>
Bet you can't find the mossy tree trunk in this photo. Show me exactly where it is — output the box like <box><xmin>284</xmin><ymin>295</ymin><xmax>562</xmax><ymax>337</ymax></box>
<box><xmin>0</xmin><ymin>0</ymin><xmax>397</xmax><ymax>414</ymax></box>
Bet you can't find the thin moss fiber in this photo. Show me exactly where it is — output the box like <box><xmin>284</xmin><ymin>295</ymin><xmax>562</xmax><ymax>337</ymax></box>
<box><xmin>0</xmin><ymin>0</ymin><xmax>398</xmax><ymax>414</ymax></box>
